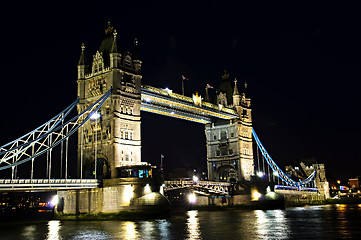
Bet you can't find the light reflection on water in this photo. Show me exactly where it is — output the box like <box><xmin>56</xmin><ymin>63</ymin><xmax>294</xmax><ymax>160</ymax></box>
<box><xmin>186</xmin><ymin>210</ymin><xmax>201</xmax><ymax>240</ymax></box>
<box><xmin>2</xmin><ymin>204</ymin><xmax>361</xmax><ymax>239</ymax></box>
<box><xmin>47</xmin><ymin>220</ymin><xmax>61</xmax><ymax>240</ymax></box>
<box><xmin>255</xmin><ymin>209</ymin><xmax>290</xmax><ymax>239</ymax></box>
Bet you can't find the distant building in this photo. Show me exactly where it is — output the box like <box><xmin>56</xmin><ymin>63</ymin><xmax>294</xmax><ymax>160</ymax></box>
<box><xmin>349</xmin><ymin>177</ymin><xmax>360</xmax><ymax>189</ymax></box>
<box><xmin>285</xmin><ymin>162</ymin><xmax>330</xmax><ymax>199</ymax></box>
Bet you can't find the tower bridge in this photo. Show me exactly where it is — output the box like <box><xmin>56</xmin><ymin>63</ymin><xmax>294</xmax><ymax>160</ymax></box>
<box><xmin>0</xmin><ymin>23</ymin><xmax>330</xmax><ymax>215</ymax></box>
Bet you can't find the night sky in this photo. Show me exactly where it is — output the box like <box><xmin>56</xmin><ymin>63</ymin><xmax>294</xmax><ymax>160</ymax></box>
<box><xmin>0</xmin><ymin>1</ymin><xmax>360</xmax><ymax>181</ymax></box>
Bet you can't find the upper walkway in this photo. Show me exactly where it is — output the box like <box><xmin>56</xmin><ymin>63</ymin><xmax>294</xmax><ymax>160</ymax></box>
<box><xmin>141</xmin><ymin>85</ymin><xmax>239</xmax><ymax>124</ymax></box>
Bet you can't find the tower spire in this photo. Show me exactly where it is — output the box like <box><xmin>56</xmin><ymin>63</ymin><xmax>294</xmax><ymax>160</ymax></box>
<box><xmin>78</xmin><ymin>43</ymin><xmax>86</xmax><ymax>66</ymax></box>
<box><xmin>111</xmin><ymin>30</ymin><xmax>118</xmax><ymax>53</ymax></box>
<box><xmin>133</xmin><ymin>37</ymin><xmax>139</xmax><ymax>60</ymax></box>
<box><xmin>233</xmin><ymin>78</ymin><xmax>240</xmax><ymax>95</ymax></box>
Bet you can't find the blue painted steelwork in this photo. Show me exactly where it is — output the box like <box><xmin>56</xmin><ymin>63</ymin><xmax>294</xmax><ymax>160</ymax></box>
<box><xmin>274</xmin><ymin>185</ymin><xmax>319</xmax><ymax>192</ymax></box>
<box><xmin>0</xmin><ymin>89</ymin><xmax>112</xmax><ymax>170</ymax></box>
<box><xmin>0</xmin><ymin>99</ymin><xmax>78</xmax><ymax>155</ymax></box>
<box><xmin>252</xmin><ymin>128</ymin><xmax>317</xmax><ymax>187</ymax></box>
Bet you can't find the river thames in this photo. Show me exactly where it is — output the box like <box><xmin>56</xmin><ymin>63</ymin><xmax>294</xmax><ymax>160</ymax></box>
<box><xmin>1</xmin><ymin>204</ymin><xmax>361</xmax><ymax>239</ymax></box>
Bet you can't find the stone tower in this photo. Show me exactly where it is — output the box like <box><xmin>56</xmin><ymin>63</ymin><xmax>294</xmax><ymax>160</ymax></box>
<box><xmin>76</xmin><ymin>23</ymin><xmax>142</xmax><ymax>179</ymax></box>
<box><xmin>205</xmin><ymin>72</ymin><xmax>254</xmax><ymax>182</ymax></box>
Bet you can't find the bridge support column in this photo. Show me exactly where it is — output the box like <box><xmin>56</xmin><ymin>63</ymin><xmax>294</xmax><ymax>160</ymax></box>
<box><xmin>205</xmin><ymin>119</ymin><xmax>254</xmax><ymax>182</ymax></box>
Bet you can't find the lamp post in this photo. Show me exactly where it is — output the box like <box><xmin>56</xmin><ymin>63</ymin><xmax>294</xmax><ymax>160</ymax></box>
<box><xmin>91</xmin><ymin>111</ymin><xmax>101</xmax><ymax>180</ymax></box>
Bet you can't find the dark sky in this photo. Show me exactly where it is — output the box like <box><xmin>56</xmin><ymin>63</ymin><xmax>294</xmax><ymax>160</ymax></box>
<box><xmin>0</xmin><ymin>1</ymin><xmax>360</xmax><ymax>181</ymax></box>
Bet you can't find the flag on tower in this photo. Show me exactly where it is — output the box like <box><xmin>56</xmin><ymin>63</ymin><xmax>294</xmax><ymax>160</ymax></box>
<box><xmin>206</xmin><ymin>83</ymin><xmax>214</xmax><ymax>89</ymax></box>
<box><xmin>182</xmin><ymin>75</ymin><xmax>189</xmax><ymax>81</ymax></box>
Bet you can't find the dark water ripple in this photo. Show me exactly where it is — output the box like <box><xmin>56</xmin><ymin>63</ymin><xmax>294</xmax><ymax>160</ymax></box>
<box><xmin>1</xmin><ymin>204</ymin><xmax>361</xmax><ymax>239</ymax></box>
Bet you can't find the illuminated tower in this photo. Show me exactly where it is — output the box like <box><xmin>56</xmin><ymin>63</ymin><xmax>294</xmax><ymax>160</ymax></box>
<box><xmin>77</xmin><ymin>23</ymin><xmax>142</xmax><ymax>179</ymax></box>
<box><xmin>205</xmin><ymin>72</ymin><xmax>254</xmax><ymax>182</ymax></box>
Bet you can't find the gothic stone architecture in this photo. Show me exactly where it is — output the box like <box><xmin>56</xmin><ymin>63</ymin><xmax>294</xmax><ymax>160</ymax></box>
<box><xmin>76</xmin><ymin>24</ymin><xmax>254</xmax><ymax>183</ymax></box>
<box><xmin>206</xmin><ymin>72</ymin><xmax>254</xmax><ymax>182</ymax></box>
<box><xmin>76</xmin><ymin>24</ymin><xmax>142</xmax><ymax>179</ymax></box>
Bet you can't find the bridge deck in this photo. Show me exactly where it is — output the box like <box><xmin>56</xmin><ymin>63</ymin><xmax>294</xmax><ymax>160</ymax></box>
<box><xmin>0</xmin><ymin>179</ymin><xmax>99</xmax><ymax>191</ymax></box>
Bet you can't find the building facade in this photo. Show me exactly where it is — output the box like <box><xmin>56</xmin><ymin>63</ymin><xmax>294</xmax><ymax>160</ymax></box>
<box><xmin>205</xmin><ymin>73</ymin><xmax>254</xmax><ymax>182</ymax></box>
<box><xmin>76</xmin><ymin>23</ymin><xmax>142</xmax><ymax>179</ymax></box>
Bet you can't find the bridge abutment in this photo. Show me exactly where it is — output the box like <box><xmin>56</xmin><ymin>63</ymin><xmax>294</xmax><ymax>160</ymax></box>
<box><xmin>56</xmin><ymin>178</ymin><xmax>170</xmax><ymax>219</ymax></box>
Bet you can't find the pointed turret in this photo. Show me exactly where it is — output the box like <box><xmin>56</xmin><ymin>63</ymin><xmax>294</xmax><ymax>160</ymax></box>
<box><xmin>77</xmin><ymin>43</ymin><xmax>86</xmax><ymax>101</ymax></box>
<box><xmin>111</xmin><ymin>30</ymin><xmax>118</xmax><ymax>53</ymax></box>
<box><xmin>78</xmin><ymin>43</ymin><xmax>86</xmax><ymax>66</ymax></box>
<box><xmin>109</xmin><ymin>30</ymin><xmax>121</xmax><ymax>69</ymax></box>
<box><xmin>215</xmin><ymin>70</ymin><xmax>233</xmax><ymax>107</ymax></box>
<box><xmin>233</xmin><ymin>78</ymin><xmax>241</xmax><ymax>106</ymax></box>
<box><xmin>132</xmin><ymin>37</ymin><xmax>142</xmax><ymax>74</ymax></box>
<box><xmin>133</xmin><ymin>37</ymin><xmax>139</xmax><ymax>60</ymax></box>
<box><xmin>77</xmin><ymin>43</ymin><xmax>86</xmax><ymax>80</ymax></box>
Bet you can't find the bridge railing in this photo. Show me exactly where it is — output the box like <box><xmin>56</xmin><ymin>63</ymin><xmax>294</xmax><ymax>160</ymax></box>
<box><xmin>164</xmin><ymin>180</ymin><xmax>231</xmax><ymax>195</ymax></box>
<box><xmin>0</xmin><ymin>179</ymin><xmax>99</xmax><ymax>191</ymax></box>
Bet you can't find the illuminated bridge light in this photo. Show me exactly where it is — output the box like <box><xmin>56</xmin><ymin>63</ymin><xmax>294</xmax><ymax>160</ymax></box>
<box><xmin>90</xmin><ymin>112</ymin><xmax>101</xmax><ymax>120</ymax></box>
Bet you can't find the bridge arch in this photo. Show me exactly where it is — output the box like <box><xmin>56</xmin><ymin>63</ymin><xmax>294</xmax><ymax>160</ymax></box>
<box><xmin>90</xmin><ymin>156</ymin><xmax>111</xmax><ymax>180</ymax></box>
<box><xmin>217</xmin><ymin>165</ymin><xmax>237</xmax><ymax>182</ymax></box>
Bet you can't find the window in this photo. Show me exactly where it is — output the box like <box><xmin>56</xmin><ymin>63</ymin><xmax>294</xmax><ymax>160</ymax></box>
<box><xmin>125</xmin><ymin>131</ymin><xmax>129</xmax><ymax>140</ymax></box>
<box><xmin>231</xmin><ymin>132</ymin><xmax>234</xmax><ymax>138</ymax></box>
<box><xmin>221</xmin><ymin>147</ymin><xmax>228</xmax><ymax>156</ymax></box>
<box><xmin>221</xmin><ymin>131</ymin><xmax>227</xmax><ymax>140</ymax></box>
<box><xmin>216</xmin><ymin>150</ymin><xmax>221</xmax><ymax>156</ymax></box>
<box><xmin>229</xmin><ymin>149</ymin><xmax>233</xmax><ymax>155</ymax></box>
<box><xmin>213</xmin><ymin>135</ymin><xmax>217</xmax><ymax>140</ymax></box>
<box><xmin>243</xmin><ymin>109</ymin><xmax>247</xmax><ymax>117</ymax></box>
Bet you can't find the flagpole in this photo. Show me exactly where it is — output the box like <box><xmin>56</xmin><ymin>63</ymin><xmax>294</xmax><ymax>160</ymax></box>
<box><xmin>160</xmin><ymin>154</ymin><xmax>164</xmax><ymax>178</ymax></box>
<box><xmin>205</xmin><ymin>86</ymin><xmax>209</xmax><ymax>102</ymax></box>
<box><xmin>182</xmin><ymin>78</ymin><xmax>185</xmax><ymax>95</ymax></box>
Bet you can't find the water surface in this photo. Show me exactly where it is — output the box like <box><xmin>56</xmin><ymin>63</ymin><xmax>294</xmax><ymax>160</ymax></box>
<box><xmin>1</xmin><ymin>204</ymin><xmax>361</xmax><ymax>239</ymax></box>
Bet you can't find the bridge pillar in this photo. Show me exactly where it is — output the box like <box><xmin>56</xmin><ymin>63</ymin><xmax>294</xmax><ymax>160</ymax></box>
<box><xmin>76</xmin><ymin>24</ymin><xmax>142</xmax><ymax>179</ymax></box>
<box><xmin>205</xmin><ymin>74</ymin><xmax>254</xmax><ymax>182</ymax></box>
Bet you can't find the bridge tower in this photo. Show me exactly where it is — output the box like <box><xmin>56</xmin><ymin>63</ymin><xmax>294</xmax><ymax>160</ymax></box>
<box><xmin>76</xmin><ymin>23</ymin><xmax>142</xmax><ymax>179</ymax></box>
<box><xmin>205</xmin><ymin>72</ymin><xmax>254</xmax><ymax>182</ymax></box>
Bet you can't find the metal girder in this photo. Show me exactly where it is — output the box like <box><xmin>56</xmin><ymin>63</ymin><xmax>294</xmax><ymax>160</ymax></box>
<box><xmin>141</xmin><ymin>85</ymin><xmax>239</xmax><ymax>124</ymax></box>
<box><xmin>252</xmin><ymin>128</ymin><xmax>317</xmax><ymax>187</ymax></box>
<box><xmin>0</xmin><ymin>89</ymin><xmax>112</xmax><ymax>170</ymax></box>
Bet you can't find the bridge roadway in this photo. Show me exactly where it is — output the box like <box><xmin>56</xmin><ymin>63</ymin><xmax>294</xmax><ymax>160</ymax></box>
<box><xmin>0</xmin><ymin>178</ymin><xmax>231</xmax><ymax>195</ymax></box>
<box><xmin>141</xmin><ymin>85</ymin><xmax>239</xmax><ymax>124</ymax></box>
<box><xmin>0</xmin><ymin>179</ymin><xmax>98</xmax><ymax>191</ymax></box>
<box><xmin>164</xmin><ymin>180</ymin><xmax>232</xmax><ymax>196</ymax></box>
